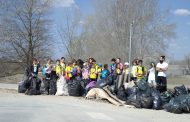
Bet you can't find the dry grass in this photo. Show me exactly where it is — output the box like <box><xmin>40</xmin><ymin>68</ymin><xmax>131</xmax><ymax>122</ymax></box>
<box><xmin>0</xmin><ymin>74</ymin><xmax>189</xmax><ymax>89</ymax></box>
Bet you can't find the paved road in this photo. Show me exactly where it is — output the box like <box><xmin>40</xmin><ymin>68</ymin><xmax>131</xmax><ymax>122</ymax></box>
<box><xmin>0</xmin><ymin>83</ymin><xmax>189</xmax><ymax>122</ymax></box>
<box><xmin>0</xmin><ymin>83</ymin><xmax>17</xmax><ymax>90</ymax></box>
<box><xmin>0</xmin><ymin>92</ymin><xmax>189</xmax><ymax>122</ymax></box>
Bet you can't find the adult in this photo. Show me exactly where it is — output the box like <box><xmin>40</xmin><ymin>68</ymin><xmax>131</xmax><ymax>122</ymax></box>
<box><xmin>156</xmin><ymin>56</ymin><xmax>168</xmax><ymax>92</ymax></box>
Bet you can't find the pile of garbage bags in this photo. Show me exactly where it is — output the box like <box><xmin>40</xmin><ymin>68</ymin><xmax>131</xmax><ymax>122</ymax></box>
<box><xmin>18</xmin><ymin>76</ymin><xmax>190</xmax><ymax>114</ymax></box>
<box><xmin>115</xmin><ymin>78</ymin><xmax>190</xmax><ymax>114</ymax></box>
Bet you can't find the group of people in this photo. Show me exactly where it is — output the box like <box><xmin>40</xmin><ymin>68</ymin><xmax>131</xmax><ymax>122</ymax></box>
<box><xmin>28</xmin><ymin>55</ymin><xmax>168</xmax><ymax>94</ymax></box>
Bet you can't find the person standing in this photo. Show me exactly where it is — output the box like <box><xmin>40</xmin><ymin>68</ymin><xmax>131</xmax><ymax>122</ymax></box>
<box><xmin>131</xmin><ymin>59</ymin><xmax>138</xmax><ymax>81</ymax></box>
<box><xmin>156</xmin><ymin>56</ymin><xmax>168</xmax><ymax>92</ymax></box>
<box><xmin>136</xmin><ymin>60</ymin><xmax>146</xmax><ymax>82</ymax></box>
<box><xmin>147</xmin><ymin>62</ymin><xmax>156</xmax><ymax>88</ymax></box>
<box><xmin>115</xmin><ymin>58</ymin><xmax>124</xmax><ymax>90</ymax></box>
<box><xmin>60</xmin><ymin>57</ymin><xmax>66</xmax><ymax>76</ymax></box>
<box><xmin>110</xmin><ymin>58</ymin><xmax>117</xmax><ymax>82</ymax></box>
<box><xmin>123</xmin><ymin>62</ymin><xmax>130</xmax><ymax>83</ymax></box>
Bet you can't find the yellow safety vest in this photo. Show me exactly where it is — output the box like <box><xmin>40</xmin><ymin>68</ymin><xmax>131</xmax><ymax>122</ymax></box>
<box><xmin>136</xmin><ymin>66</ymin><xmax>146</xmax><ymax>79</ymax></box>
<box><xmin>66</xmin><ymin>66</ymin><xmax>73</xmax><ymax>78</ymax></box>
<box><xmin>56</xmin><ymin>64</ymin><xmax>61</xmax><ymax>74</ymax></box>
<box><xmin>90</xmin><ymin>67</ymin><xmax>97</xmax><ymax>79</ymax></box>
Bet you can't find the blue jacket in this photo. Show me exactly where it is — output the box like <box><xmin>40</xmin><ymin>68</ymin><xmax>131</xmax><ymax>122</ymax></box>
<box><xmin>101</xmin><ymin>69</ymin><xmax>110</xmax><ymax>79</ymax></box>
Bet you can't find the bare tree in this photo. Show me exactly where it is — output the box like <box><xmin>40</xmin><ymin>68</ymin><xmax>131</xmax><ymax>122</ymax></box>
<box><xmin>0</xmin><ymin>0</ymin><xmax>53</xmax><ymax>67</ymax></box>
<box><xmin>74</xmin><ymin>0</ymin><xmax>175</xmax><ymax>63</ymax></box>
<box><xmin>57</xmin><ymin>6</ymin><xmax>83</xmax><ymax>60</ymax></box>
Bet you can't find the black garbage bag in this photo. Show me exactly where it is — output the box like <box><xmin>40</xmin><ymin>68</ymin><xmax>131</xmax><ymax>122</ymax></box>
<box><xmin>96</xmin><ymin>79</ymin><xmax>108</xmax><ymax>88</ymax></box>
<box><xmin>126</xmin><ymin>87</ymin><xmax>139</xmax><ymax>97</ymax></box>
<box><xmin>126</xmin><ymin>86</ymin><xmax>154</xmax><ymax>109</ymax></box>
<box><xmin>49</xmin><ymin>80</ymin><xmax>57</xmax><ymax>95</ymax></box>
<box><xmin>25</xmin><ymin>88</ymin><xmax>41</xmax><ymax>95</ymax></box>
<box><xmin>116</xmin><ymin>86</ymin><xmax>128</xmax><ymax>101</ymax></box>
<box><xmin>126</xmin><ymin>92</ymin><xmax>142</xmax><ymax>108</ymax></box>
<box><xmin>137</xmin><ymin>78</ymin><xmax>149</xmax><ymax>91</ymax></box>
<box><xmin>30</xmin><ymin>78</ymin><xmax>41</xmax><ymax>90</ymax></box>
<box><xmin>160</xmin><ymin>90</ymin><xmax>174</xmax><ymax>106</ymax></box>
<box><xmin>151</xmin><ymin>88</ymin><xmax>162</xmax><ymax>110</ymax></box>
<box><xmin>18</xmin><ymin>80</ymin><xmax>28</xmax><ymax>93</ymax></box>
<box><xmin>179</xmin><ymin>95</ymin><xmax>190</xmax><ymax>113</ymax></box>
<box><xmin>40</xmin><ymin>78</ymin><xmax>51</xmax><ymax>94</ymax></box>
<box><xmin>164</xmin><ymin>95</ymin><xmax>190</xmax><ymax>114</ymax></box>
<box><xmin>140</xmin><ymin>92</ymin><xmax>153</xmax><ymax>109</ymax></box>
<box><xmin>164</xmin><ymin>98</ymin><xmax>182</xmax><ymax>114</ymax></box>
<box><xmin>174</xmin><ymin>85</ymin><xmax>188</xmax><ymax>96</ymax></box>
<box><xmin>68</xmin><ymin>80</ymin><xmax>83</xmax><ymax>96</ymax></box>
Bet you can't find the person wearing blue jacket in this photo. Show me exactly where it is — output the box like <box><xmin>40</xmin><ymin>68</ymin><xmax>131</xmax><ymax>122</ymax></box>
<box><xmin>101</xmin><ymin>64</ymin><xmax>110</xmax><ymax>79</ymax></box>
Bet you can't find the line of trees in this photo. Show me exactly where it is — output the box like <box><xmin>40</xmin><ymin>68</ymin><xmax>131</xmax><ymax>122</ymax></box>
<box><xmin>60</xmin><ymin>0</ymin><xmax>175</xmax><ymax>63</ymax></box>
<box><xmin>0</xmin><ymin>0</ymin><xmax>176</xmax><ymax>69</ymax></box>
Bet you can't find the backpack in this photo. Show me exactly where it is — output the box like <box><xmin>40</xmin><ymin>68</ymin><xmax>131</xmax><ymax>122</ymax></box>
<box><xmin>137</xmin><ymin>66</ymin><xmax>145</xmax><ymax>74</ymax></box>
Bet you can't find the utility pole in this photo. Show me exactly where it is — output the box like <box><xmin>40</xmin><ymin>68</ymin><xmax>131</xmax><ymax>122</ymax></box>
<box><xmin>128</xmin><ymin>21</ymin><xmax>134</xmax><ymax>83</ymax></box>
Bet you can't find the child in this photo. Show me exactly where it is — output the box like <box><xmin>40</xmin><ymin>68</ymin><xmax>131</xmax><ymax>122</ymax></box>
<box><xmin>65</xmin><ymin>61</ymin><xmax>73</xmax><ymax>80</ymax></box>
<box><xmin>97</xmin><ymin>64</ymin><xmax>103</xmax><ymax>80</ymax></box>
<box><xmin>116</xmin><ymin>63</ymin><xmax>122</xmax><ymax>75</ymax></box>
<box><xmin>123</xmin><ymin>62</ymin><xmax>129</xmax><ymax>83</ymax></box>
<box><xmin>110</xmin><ymin>58</ymin><xmax>117</xmax><ymax>82</ymax></box>
<box><xmin>89</xmin><ymin>64</ymin><xmax>97</xmax><ymax>81</ymax></box>
<box><xmin>136</xmin><ymin>60</ymin><xmax>146</xmax><ymax>82</ymax></box>
<box><xmin>60</xmin><ymin>57</ymin><xmax>66</xmax><ymax>76</ymax></box>
<box><xmin>116</xmin><ymin>63</ymin><xmax>123</xmax><ymax>89</ymax></box>
<box><xmin>26</xmin><ymin>58</ymin><xmax>41</xmax><ymax>91</ymax></box>
<box><xmin>45</xmin><ymin>59</ymin><xmax>54</xmax><ymax>80</ymax></box>
<box><xmin>82</xmin><ymin>62</ymin><xmax>90</xmax><ymax>88</ymax></box>
<box><xmin>148</xmin><ymin>62</ymin><xmax>156</xmax><ymax>87</ymax></box>
<box><xmin>72</xmin><ymin>59</ymin><xmax>81</xmax><ymax>80</ymax></box>
<box><xmin>131</xmin><ymin>59</ymin><xmax>138</xmax><ymax>81</ymax></box>
<box><xmin>30</xmin><ymin>58</ymin><xmax>40</xmax><ymax>77</ymax></box>
<box><xmin>55</xmin><ymin>59</ymin><xmax>61</xmax><ymax>78</ymax></box>
<box><xmin>101</xmin><ymin>64</ymin><xmax>110</xmax><ymax>79</ymax></box>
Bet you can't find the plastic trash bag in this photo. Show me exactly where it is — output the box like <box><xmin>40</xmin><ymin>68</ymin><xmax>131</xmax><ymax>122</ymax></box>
<box><xmin>96</xmin><ymin>79</ymin><xmax>108</xmax><ymax>88</ymax></box>
<box><xmin>160</xmin><ymin>90</ymin><xmax>174</xmax><ymax>106</ymax></box>
<box><xmin>151</xmin><ymin>88</ymin><xmax>162</xmax><ymax>110</ymax></box>
<box><xmin>125</xmin><ymin>87</ymin><xmax>139</xmax><ymax>97</ymax></box>
<box><xmin>126</xmin><ymin>92</ymin><xmax>142</xmax><ymax>108</ymax></box>
<box><xmin>140</xmin><ymin>92</ymin><xmax>153</xmax><ymax>109</ymax></box>
<box><xmin>85</xmin><ymin>81</ymin><xmax>96</xmax><ymax>92</ymax></box>
<box><xmin>49</xmin><ymin>80</ymin><xmax>57</xmax><ymax>95</ymax></box>
<box><xmin>40</xmin><ymin>80</ymin><xmax>47</xmax><ymax>94</ymax></box>
<box><xmin>174</xmin><ymin>85</ymin><xmax>188</xmax><ymax>96</ymax></box>
<box><xmin>25</xmin><ymin>88</ymin><xmax>41</xmax><ymax>95</ymax></box>
<box><xmin>116</xmin><ymin>86</ymin><xmax>128</xmax><ymax>101</ymax></box>
<box><xmin>164</xmin><ymin>95</ymin><xmax>190</xmax><ymax>114</ymax></box>
<box><xmin>68</xmin><ymin>80</ymin><xmax>83</xmax><ymax>96</ymax></box>
<box><xmin>137</xmin><ymin>78</ymin><xmax>149</xmax><ymax>91</ymax></box>
<box><xmin>55</xmin><ymin>76</ymin><xmax>69</xmax><ymax>96</ymax></box>
<box><xmin>18</xmin><ymin>80</ymin><xmax>27</xmax><ymax>93</ymax></box>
